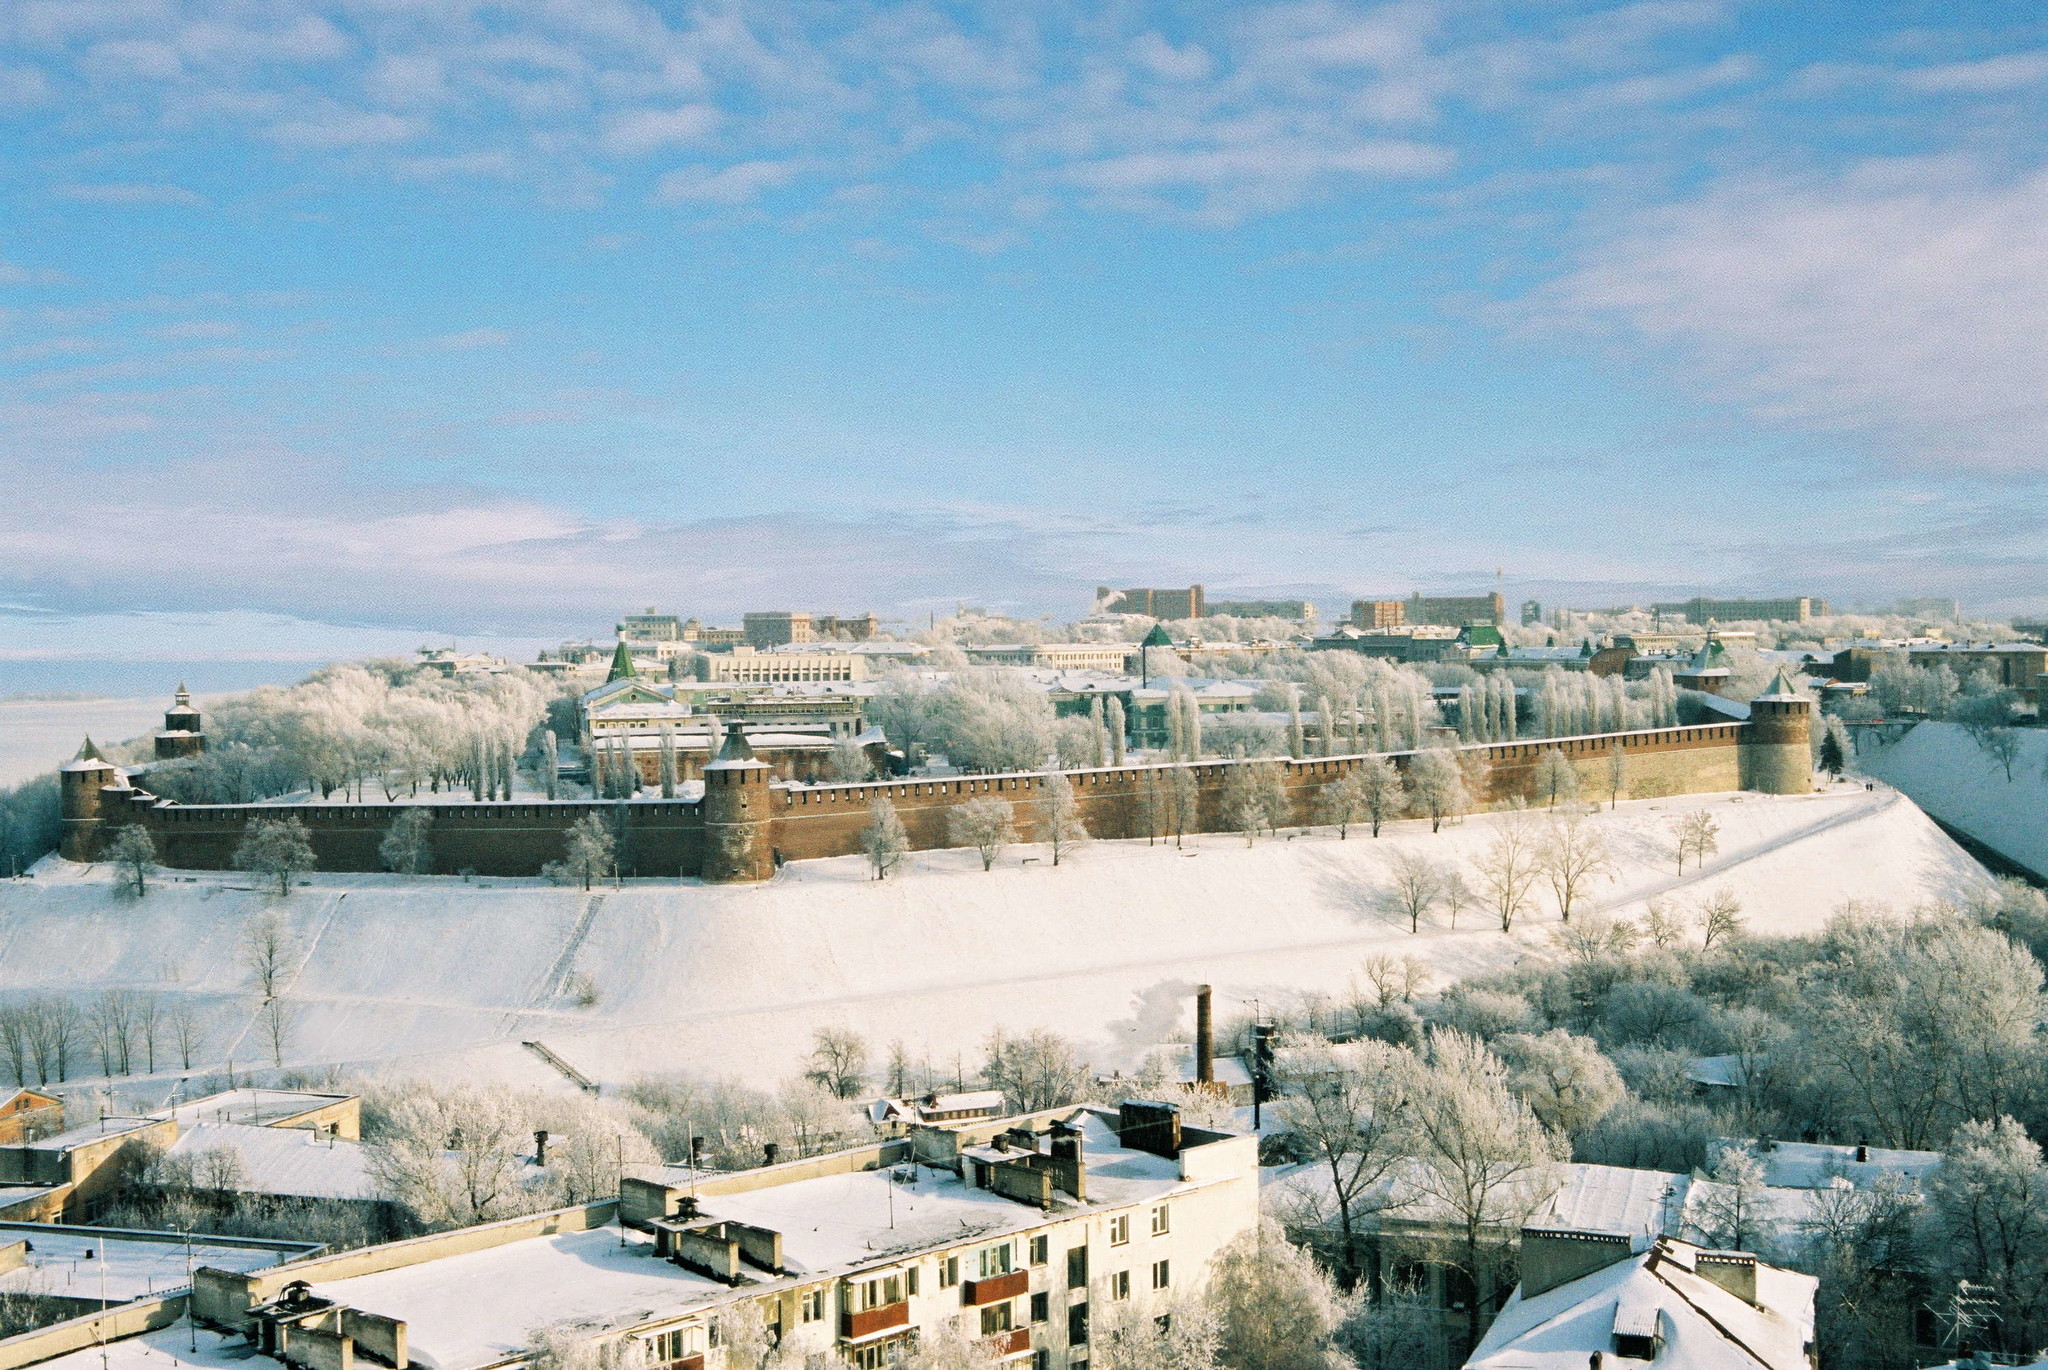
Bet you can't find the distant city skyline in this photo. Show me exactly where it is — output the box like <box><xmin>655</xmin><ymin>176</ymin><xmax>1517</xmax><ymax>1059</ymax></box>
<box><xmin>6</xmin><ymin>0</ymin><xmax>2048</xmax><ymax>661</ymax></box>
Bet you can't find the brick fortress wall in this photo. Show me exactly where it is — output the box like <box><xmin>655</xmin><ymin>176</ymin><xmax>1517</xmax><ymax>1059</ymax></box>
<box><xmin>79</xmin><ymin>717</ymin><xmax>1784</xmax><ymax>881</ymax></box>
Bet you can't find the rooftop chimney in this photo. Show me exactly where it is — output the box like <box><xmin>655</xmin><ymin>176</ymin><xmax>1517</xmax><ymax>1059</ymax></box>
<box><xmin>1196</xmin><ymin>985</ymin><xmax>1214</xmax><ymax>1086</ymax></box>
<box><xmin>533</xmin><ymin>1129</ymin><xmax>549</xmax><ymax>1167</ymax></box>
<box><xmin>762</xmin><ymin>1142</ymin><xmax>780</xmax><ymax>1166</ymax></box>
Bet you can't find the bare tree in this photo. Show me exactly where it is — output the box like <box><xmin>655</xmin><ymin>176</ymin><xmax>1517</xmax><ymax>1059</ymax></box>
<box><xmin>260</xmin><ymin>996</ymin><xmax>298</xmax><ymax>1067</ymax></box>
<box><xmin>1476</xmin><ymin>807</ymin><xmax>1542</xmax><ymax>932</ymax></box>
<box><xmin>241</xmin><ymin>910</ymin><xmax>298</xmax><ymax>1001</ymax></box>
<box><xmin>378</xmin><ymin>807</ymin><xmax>433</xmax><ymax>875</ymax></box>
<box><xmin>1697</xmin><ymin>890</ymin><xmax>1745</xmax><ymax>949</ymax></box>
<box><xmin>1985</xmin><ymin>726</ymin><xmax>2022</xmax><ymax>782</ymax></box>
<box><xmin>947</xmin><ymin>796</ymin><xmax>1015</xmax><ymax>871</ymax></box>
<box><xmin>1605</xmin><ymin>742</ymin><xmax>1627</xmax><ymax>810</ymax></box>
<box><xmin>1440</xmin><ymin>867</ymin><xmax>1476</xmax><ymax>931</ymax></box>
<box><xmin>1537</xmin><ymin>805</ymin><xmax>1613</xmax><ymax>923</ymax></box>
<box><xmin>233</xmin><ymin>816</ymin><xmax>316</xmax><ymax>896</ymax></box>
<box><xmin>804</xmin><ymin>1027</ymin><xmax>869</xmax><ymax>1099</ymax></box>
<box><xmin>91</xmin><ymin>989</ymin><xmax>139</xmax><ymax>1075</ymax></box>
<box><xmin>106</xmin><ymin>825</ymin><xmax>158</xmax><ymax>899</ymax></box>
<box><xmin>1641</xmin><ymin>899</ymin><xmax>1688</xmax><ymax>948</ymax></box>
<box><xmin>1036</xmin><ymin>773</ymin><xmax>1088</xmax><ymax>865</ymax></box>
<box><xmin>1384</xmin><ymin>850</ymin><xmax>1442</xmax><ymax>934</ymax></box>
<box><xmin>1670</xmin><ymin>809</ymin><xmax>1720</xmax><ymax>874</ymax></box>
<box><xmin>1688</xmin><ymin>1146</ymin><xmax>1770</xmax><ymax>1252</ymax></box>
<box><xmin>169</xmin><ymin>1000</ymin><xmax>207</xmax><ymax>1071</ymax></box>
<box><xmin>860</xmin><ymin>797</ymin><xmax>909</xmax><ymax>880</ymax></box>
<box><xmin>1274</xmin><ymin>1039</ymin><xmax>1415</xmax><ymax>1282</ymax></box>
<box><xmin>981</xmin><ymin>1028</ymin><xmax>1086</xmax><ymax>1112</ymax></box>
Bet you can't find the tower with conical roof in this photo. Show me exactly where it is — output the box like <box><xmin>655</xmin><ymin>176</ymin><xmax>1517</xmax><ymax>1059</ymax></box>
<box><xmin>1743</xmin><ymin>667</ymin><xmax>1814</xmax><ymax>795</ymax></box>
<box><xmin>59</xmin><ymin>738</ymin><xmax>121</xmax><ymax>861</ymax></box>
<box><xmin>700</xmin><ymin>723</ymin><xmax>775</xmax><ymax>883</ymax></box>
<box><xmin>606</xmin><ymin>640</ymin><xmax>638</xmax><ymax>684</ymax></box>
<box><xmin>154</xmin><ymin>682</ymin><xmax>206</xmax><ymax>760</ymax></box>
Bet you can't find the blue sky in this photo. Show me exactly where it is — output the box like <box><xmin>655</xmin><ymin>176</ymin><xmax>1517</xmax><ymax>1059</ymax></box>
<box><xmin>4</xmin><ymin>0</ymin><xmax>2048</xmax><ymax>658</ymax></box>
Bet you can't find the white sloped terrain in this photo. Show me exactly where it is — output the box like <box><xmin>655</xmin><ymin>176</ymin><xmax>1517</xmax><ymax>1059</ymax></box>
<box><xmin>1858</xmin><ymin>720</ymin><xmax>2048</xmax><ymax>879</ymax></box>
<box><xmin>0</xmin><ymin>786</ymin><xmax>1989</xmax><ymax>1094</ymax></box>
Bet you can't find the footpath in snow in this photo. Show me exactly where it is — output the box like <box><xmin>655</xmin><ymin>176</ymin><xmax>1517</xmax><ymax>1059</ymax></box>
<box><xmin>0</xmin><ymin>786</ymin><xmax>1990</xmax><ymax>1094</ymax></box>
<box><xmin>1859</xmin><ymin>721</ymin><xmax>2048</xmax><ymax>880</ymax></box>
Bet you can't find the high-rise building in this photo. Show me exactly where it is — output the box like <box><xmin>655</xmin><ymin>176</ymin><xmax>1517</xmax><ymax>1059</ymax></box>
<box><xmin>1650</xmin><ymin>596</ymin><xmax>1828</xmax><ymax>624</ymax></box>
<box><xmin>743</xmin><ymin>611</ymin><xmax>814</xmax><ymax>649</ymax></box>
<box><xmin>1096</xmin><ymin>585</ymin><xmax>1205</xmax><ymax>619</ymax></box>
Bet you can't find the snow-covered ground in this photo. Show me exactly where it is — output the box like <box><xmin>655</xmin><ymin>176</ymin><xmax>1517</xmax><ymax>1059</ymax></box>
<box><xmin>0</xmin><ymin>696</ymin><xmax>179</xmax><ymax>785</ymax></box>
<box><xmin>0</xmin><ymin>786</ymin><xmax>1988</xmax><ymax>1095</ymax></box>
<box><xmin>1858</xmin><ymin>721</ymin><xmax>2048</xmax><ymax>878</ymax></box>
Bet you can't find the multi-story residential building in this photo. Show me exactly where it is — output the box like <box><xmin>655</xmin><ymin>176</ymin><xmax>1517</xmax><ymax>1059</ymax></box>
<box><xmin>709</xmin><ymin>649</ymin><xmax>870</xmax><ymax>683</ymax></box>
<box><xmin>1350</xmin><ymin>599</ymin><xmax>1406</xmax><ymax>629</ymax></box>
<box><xmin>1096</xmin><ymin>585</ymin><xmax>1204</xmax><ymax>620</ymax></box>
<box><xmin>619</xmin><ymin>610</ymin><xmax>684</xmax><ymax>641</ymax></box>
<box><xmin>1903</xmin><ymin>641</ymin><xmax>2048</xmax><ymax>702</ymax></box>
<box><xmin>1651</xmin><ymin>595</ymin><xmax>1830</xmax><ymax>624</ymax></box>
<box><xmin>964</xmin><ymin>643</ymin><xmax>1139</xmax><ymax>673</ymax></box>
<box><xmin>744</xmin><ymin>612</ymin><xmax>815</xmax><ymax>649</ymax></box>
<box><xmin>37</xmin><ymin>1103</ymin><xmax>1251</xmax><ymax>1370</ymax></box>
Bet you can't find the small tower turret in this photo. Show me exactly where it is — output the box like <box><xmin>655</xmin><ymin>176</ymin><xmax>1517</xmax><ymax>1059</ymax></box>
<box><xmin>1743</xmin><ymin>667</ymin><xmax>1814</xmax><ymax>795</ymax></box>
<box><xmin>700</xmin><ymin>724</ymin><xmax>775</xmax><ymax>883</ymax></box>
<box><xmin>59</xmin><ymin>737</ymin><xmax>120</xmax><ymax>862</ymax></box>
<box><xmin>154</xmin><ymin>682</ymin><xmax>205</xmax><ymax>760</ymax></box>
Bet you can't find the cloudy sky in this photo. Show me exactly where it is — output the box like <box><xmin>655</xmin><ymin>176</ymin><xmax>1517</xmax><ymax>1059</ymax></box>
<box><xmin>4</xmin><ymin>0</ymin><xmax>2047</xmax><ymax>659</ymax></box>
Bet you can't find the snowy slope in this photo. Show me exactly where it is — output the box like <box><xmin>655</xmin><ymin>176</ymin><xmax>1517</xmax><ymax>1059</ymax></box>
<box><xmin>0</xmin><ymin>787</ymin><xmax>1989</xmax><ymax>1093</ymax></box>
<box><xmin>1859</xmin><ymin>721</ymin><xmax>2048</xmax><ymax>879</ymax></box>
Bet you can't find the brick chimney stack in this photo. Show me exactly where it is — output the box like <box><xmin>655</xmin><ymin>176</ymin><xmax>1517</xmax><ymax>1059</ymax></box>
<box><xmin>1196</xmin><ymin>984</ymin><xmax>1214</xmax><ymax>1085</ymax></box>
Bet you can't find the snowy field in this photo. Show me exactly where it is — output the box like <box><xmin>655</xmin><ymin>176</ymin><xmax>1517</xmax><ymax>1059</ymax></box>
<box><xmin>1859</xmin><ymin>721</ymin><xmax>2048</xmax><ymax>878</ymax></box>
<box><xmin>0</xmin><ymin>696</ymin><xmax>181</xmax><ymax>785</ymax></box>
<box><xmin>0</xmin><ymin>786</ymin><xmax>1989</xmax><ymax>1096</ymax></box>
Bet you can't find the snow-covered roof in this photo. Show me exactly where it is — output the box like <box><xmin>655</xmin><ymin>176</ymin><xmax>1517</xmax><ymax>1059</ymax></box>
<box><xmin>1723</xmin><ymin>1139</ymin><xmax>1941</xmax><ymax>1190</ymax></box>
<box><xmin>0</xmin><ymin>1222</ymin><xmax>309</xmax><ymax>1303</ymax></box>
<box><xmin>1533</xmin><ymin>1164</ymin><xmax>1687</xmax><ymax>1236</ymax></box>
<box><xmin>151</xmin><ymin>1088</ymin><xmax>353</xmax><ymax>1130</ymax></box>
<box><xmin>1466</xmin><ymin>1236</ymin><xmax>1817</xmax><ymax>1370</ymax></box>
<box><xmin>163</xmin><ymin>1122</ymin><xmax>376</xmax><ymax>1202</ymax></box>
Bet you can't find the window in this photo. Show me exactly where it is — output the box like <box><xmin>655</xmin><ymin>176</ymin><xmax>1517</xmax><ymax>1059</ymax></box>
<box><xmin>1030</xmin><ymin>1293</ymin><xmax>1049</xmax><ymax>1324</ymax></box>
<box><xmin>938</xmin><ymin>1255</ymin><xmax>960</xmax><ymax>1289</ymax></box>
<box><xmin>1149</xmin><ymin>1204</ymin><xmax>1170</xmax><ymax>1237</ymax></box>
<box><xmin>1108</xmin><ymin>1215</ymin><xmax>1130</xmax><ymax>1247</ymax></box>
<box><xmin>906</xmin><ymin>1266</ymin><xmax>919</xmax><ymax>1297</ymax></box>
<box><xmin>979</xmin><ymin>1243</ymin><xmax>1013</xmax><ymax>1279</ymax></box>
<box><xmin>706</xmin><ymin>1324</ymin><xmax>721</xmax><ymax>1350</ymax></box>
<box><xmin>800</xmin><ymin>1289</ymin><xmax>825</xmax><ymax>1324</ymax></box>
<box><xmin>1151</xmin><ymin>1260</ymin><xmax>1170</xmax><ymax>1290</ymax></box>
<box><xmin>1067</xmin><ymin>1304</ymin><xmax>1090</xmax><ymax>1346</ymax></box>
<box><xmin>980</xmin><ymin>1303</ymin><xmax>1014</xmax><ymax>1336</ymax></box>
<box><xmin>852</xmin><ymin>1274</ymin><xmax>905</xmax><ymax>1311</ymax></box>
<box><xmin>1111</xmin><ymin>1271</ymin><xmax>1131</xmax><ymax>1301</ymax></box>
<box><xmin>1066</xmin><ymin>1247</ymin><xmax>1088</xmax><ymax>1290</ymax></box>
<box><xmin>1029</xmin><ymin>1234</ymin><xmax>1049</xmax><ymax>1266</ymax></box>
<box><xmin>646</xmin><ymin>1327</ymin><xmax>703</xmax><ymax>1364</ymax></box>
<box><xmin>1033</xmin><ymin>1351</ymin><xmax>1050</xmax><ymax>1370</ymax></box>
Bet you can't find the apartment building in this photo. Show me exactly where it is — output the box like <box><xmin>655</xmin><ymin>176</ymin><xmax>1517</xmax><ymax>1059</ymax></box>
<box><xmin>964</xmin><ymin>643</ymin><xmax>1139</xmax><ymax>673</ymax></box>
<box><xmin>0</xmin><ymin>1103</ymin><xmax>1256</xmax><ymax>1370</ymax></box>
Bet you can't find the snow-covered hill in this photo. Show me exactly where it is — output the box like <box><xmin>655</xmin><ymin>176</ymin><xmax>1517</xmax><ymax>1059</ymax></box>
<box><xmin>1858</xmin><ymin>721</ymin><xmax>2048</xmax><ymax>879</ymax></box>
<box><xmin>0</xmin><ymin>786</ymin><xmax>1989</xmax><ymax>1095</ymax></box>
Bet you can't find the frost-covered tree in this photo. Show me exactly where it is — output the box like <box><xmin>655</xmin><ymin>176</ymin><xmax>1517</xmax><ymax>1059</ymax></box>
<box><xmin>1166</xmin><ymin>766</ymin><xmax>1201</xmax><ymax>849</ymax></box>
<box><xmin>378</xmin><ymin>807</ymin><xmax>433</xmax><ymax>875</ymax></box>
<box><xmin>106</xmin><ymin>824</ymin><xmax>157</xmax><ymax>899</ymax></box>
<box><xmin>1926</xmin><ymin>1116</ymin><xmax>2048</xmax><ymax>1354</ymax></box>
<box><xmin>1221</xmin><ymin>759</ymin><xmax>1287</xmax><ymax>845</ymax></box>
<box><xmin>1036</xmin><ymin>773</ymin><xmax>1088</xmax><ymax>865</ymax></box>
<box><xmin>541</xmin><ymin>730</ymin><xmax>560</xmax><ymax>800</ymax></box>
<box><xmin>366</xmin><ymin>1083</ymin><xmax>536</xmax><ymax>1230</ymax></box>
<box><xmin>1534</xmin><ymin>748</ymin><xmax>1578</xmax><ymax>808</ymax></box>
<box><xmin>657</xmin><ymin>726</ymin><xmax>678</xmax><ymax>797</ymax></box>
<box><xmin>1105</xmin><ymin>696</ymin><xmax>1127</xmax><ymax>766</ymax></box>
<box><xmin>1688</xmin><ymin>1145</ymin><xmax>1769</xmax><ymax>1252</ymax></box>
<box><xmin>860</xmin><ymin>797</ymin><xmax>909</xmax><ymax>880</ymax></box>
<box><xmin>1495</xmin><ymin>1029</ymin><xmax>1625</xmax><ymax>1136</ymax></box>
<box><xmin>1406</xmin><ymin>747</ymin><xmax>1469</xmax><ymax>833</ymax></box>
<box><xmin>1403</xmin><ymin>1030</ymin><xmax>1563</xmax><ymax>1347</ymax></box>
<box><xmin>1313</xmin><ymin>772</ymin><xmax>1368</xmax><ymax>838</ymax></box>
<box><xmin>233</xmin><ymin>817</ymin><xmax>315</xmax><ymax>897</ymax></box>
<box><xmin>561</xmin><ymin>813</ymin><xmax>614</xmax><ymax>890</ymax></box>
<box><xmin>1208</xmin><ymin>1220</ymin><xmax>1356</xmax><ymax>1370</ymax></box>
<box><xmin>981</xmin><ymin>1028</ymin><xmax>1086</xmax><ymax>1112</ymax></box>
<box><xmin>947</xmin><ymin>796</ymin><xmax>1015</xmax><ymax>870</ymax></box>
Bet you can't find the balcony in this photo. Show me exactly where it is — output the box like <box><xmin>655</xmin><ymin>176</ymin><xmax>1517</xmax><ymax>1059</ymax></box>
<box><xmin>962</xmin><ymin>1270</ymin><xmax>1029</xmax><ymax>1306</ymax></box>
<box><xmin>985</xmin><ymin>1329</ymin><xmax>1031</xmax><ymax>1359</ymax></box>
<box><xmin>841</xmin><ymin>1302</ymin><xmax>910</xmax><ymax>1341</ymax></box>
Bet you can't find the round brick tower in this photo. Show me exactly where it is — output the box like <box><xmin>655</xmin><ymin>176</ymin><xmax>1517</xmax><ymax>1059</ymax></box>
<box><xmin>1743</xmin><ymin>668</ymin><xmax>1814</xmax><ymax>795</ymax></box>
<box><xmin>59</xmin><ymin>737</ymin><xmax>120</xmax><ymax>862</ymax></box>
<box><xmin>154</xmin><ymin>682</ymin><xmax>206</xmax><ymax>760</ymax></box>
<box><xmin>701</xmin><ymin>723</ymin><xmax>775</xmax><ymax>883</ymax></box>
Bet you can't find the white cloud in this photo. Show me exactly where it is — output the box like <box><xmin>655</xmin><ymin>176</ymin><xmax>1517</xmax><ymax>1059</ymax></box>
<box><xmin>54</xmin><ymin>182</ymin><xmax>203</xmax><ymax>205</ymax></box>
<box><xmin>270</xmin><ymin>107</ymin><xmax>418</xmax><ymax>147</ymax></box>
<box><xmin>426</xmin><ymin>327</ymin><xmax>511</xmax><ymax>351</ymax></box>
<box><xmin>0</xmin><ymin>63</ymin><xmax>51</xmax><ymax>104</ymax></box>
<box><xmin>0</xmin><ymin>258</ymin><xmax>72</xmax><ymax>284</ymax></box>
<box><xmin>1899</xmin><ymin>49</ymin><xmax>2048</xmax><ymax>93</ymax></box>
<box><xmin>1521</xmin><ymin>160</ymin><xmax>2048</xmax><ymax>473</ymax></box>
<box><xmin>601</xmin><ymin>104</ymin><xmax>719</xmax><ymax>154</ymax></box>
<box><xmin>656</xmin><ymin>159</ymin><xmax>799</xmax><ymax>204</ymax></box>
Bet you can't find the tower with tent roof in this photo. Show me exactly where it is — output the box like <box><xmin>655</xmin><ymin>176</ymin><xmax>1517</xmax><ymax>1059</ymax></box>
<box><xmin>1743</xmin><ymin>667</ymin><xmax>1815</xmax><ymax>795</ymax></box>
<box><xmin>154</xmin><ymin>683</ymin><xmax>206</xmax><ymax>760</ymax></box>
<box><xmin>700</xmin><ymin>725</ymin><xmax>775</xmax><ymax>883</ymax></box>
<box><xmin>58</xmin><ymin>739</ymin><xmax>123</xmax><ymax>862</ymax></box>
